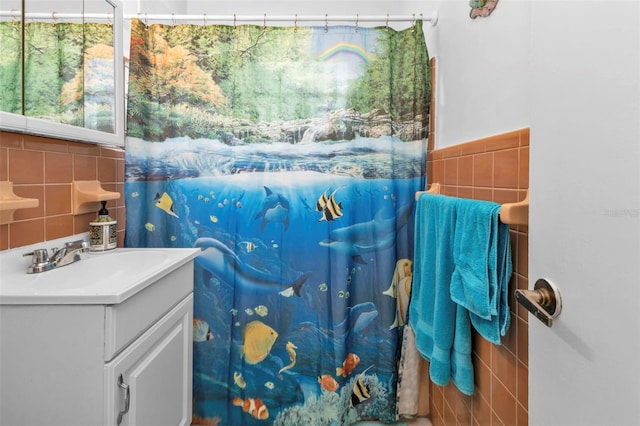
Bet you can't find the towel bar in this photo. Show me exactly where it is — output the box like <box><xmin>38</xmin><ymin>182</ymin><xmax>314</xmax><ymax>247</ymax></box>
<box><xmin>415</xmin><ymin>184</ymin><xmax>529</xmax><ymax>226</ymax></box>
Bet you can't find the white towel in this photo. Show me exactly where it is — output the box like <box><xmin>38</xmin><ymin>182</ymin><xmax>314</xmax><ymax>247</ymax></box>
<box><xmin>396</xmin><ymin>325</ymin><xmax>424</xmax><ymax>419</ymax></box>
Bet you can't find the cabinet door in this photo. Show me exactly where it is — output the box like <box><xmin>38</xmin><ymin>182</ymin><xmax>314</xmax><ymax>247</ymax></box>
<box><xmin>104</xmin><ymin>295</ymin><xmax>193</xmax><ymax>426</ymax></box>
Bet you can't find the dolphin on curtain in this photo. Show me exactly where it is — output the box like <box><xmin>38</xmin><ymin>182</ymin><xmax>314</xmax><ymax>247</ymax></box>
<box><xmin>318</xmin><ymin>203</ymin><xmax>414</xmax><ymax>263</ymax></box>
<box><xmin>194</xmin><ymin>237</ymin><xmax>310</xmax><ymax>295</ymax></box>
<box><xmin>254</xmin><ymin>186</ymin><xmax>291</xmax><ymax>231</ymax></box>
<box><xmin>333</xmin><ymin>302</ymin><xmax>379</xmax><ymax>338</ymax></box>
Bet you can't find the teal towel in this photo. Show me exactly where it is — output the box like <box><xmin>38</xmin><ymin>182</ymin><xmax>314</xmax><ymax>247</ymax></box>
<box><xmin>408</xmin><ymin>193</ymin><xmax>474</xmax><ymax>395</ymax></box>
<box><xmin>450</xmin><ymin>198</ymin><xmax>512</xmax><ymax>344</ymax></box>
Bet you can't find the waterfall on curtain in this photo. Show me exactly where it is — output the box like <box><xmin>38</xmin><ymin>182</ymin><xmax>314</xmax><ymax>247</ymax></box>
<box><xmin>125</xmin><ymin>18</ymin><xmax>429</xmax><ymax>426</ymax></box>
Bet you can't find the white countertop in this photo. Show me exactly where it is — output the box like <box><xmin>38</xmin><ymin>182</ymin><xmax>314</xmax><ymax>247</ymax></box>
<box><xmin>0</xmin><ymin>235</ymin><xmax>199</xmax><ymax>305</ymax></box>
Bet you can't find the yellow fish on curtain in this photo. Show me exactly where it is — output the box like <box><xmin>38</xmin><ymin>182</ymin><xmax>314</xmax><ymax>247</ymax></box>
<box><xmin>125</xmin><ymin>17</ymin><xmax>430</xmax><ymax>425</ymax></box>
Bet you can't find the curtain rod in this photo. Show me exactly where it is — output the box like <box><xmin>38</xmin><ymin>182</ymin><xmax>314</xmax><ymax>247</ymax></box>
<box><xmin>0</xmin><ymin>11</ymin><xmax>438</xmax><ymax>26</ymax></box>
<box><xmin>125</xmin><ymin>12</ymin><xmax>438</xmax><ymax>26</ymax></box>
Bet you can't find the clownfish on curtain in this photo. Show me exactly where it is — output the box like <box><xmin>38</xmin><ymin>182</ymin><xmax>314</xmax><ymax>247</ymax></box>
<box><xmin>124</xmin><ymin>17</ymin><xmax>429</xmax><ymax>425</ymax></box>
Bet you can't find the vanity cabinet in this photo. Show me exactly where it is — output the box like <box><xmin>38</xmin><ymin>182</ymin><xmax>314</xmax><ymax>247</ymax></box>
<box><xmin>0</xmin><ymin>254</ymin><xmax>196</xmax><ymax>426</ymax></box>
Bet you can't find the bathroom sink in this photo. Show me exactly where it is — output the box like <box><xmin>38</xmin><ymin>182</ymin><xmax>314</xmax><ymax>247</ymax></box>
<box><xmin>25</xmin><ymin>250</ymin><xmax>170</xmax><ymax>290</ymax></box>
<box><xmin>0</xmin><ymin>236</ymin><xmax>199</xmax><ymax>304</ymax></box>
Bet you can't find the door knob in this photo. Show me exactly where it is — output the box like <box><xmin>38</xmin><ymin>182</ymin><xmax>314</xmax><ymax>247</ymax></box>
<box><xmin>515</xmin><ymin>278</ymin><xmax>562</xmax><ymax>327</ymax></box>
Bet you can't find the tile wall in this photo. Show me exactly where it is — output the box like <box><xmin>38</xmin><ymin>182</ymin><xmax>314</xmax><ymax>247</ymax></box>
<box><xmin>425</xmin><ymin>128</ymin><xmax>530</xmax><ymax>426</ymax></box>
<box><xmin>0</xmin><ymin>131</ymin><xmax>126</xmax><ymax>250</ymax></box>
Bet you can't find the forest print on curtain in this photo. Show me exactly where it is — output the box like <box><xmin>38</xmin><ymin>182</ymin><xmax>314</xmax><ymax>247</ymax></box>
<box><xmin>125</xmin><ymin>18</ymin><xmax>429</xmax><ymax>425</ymax></box>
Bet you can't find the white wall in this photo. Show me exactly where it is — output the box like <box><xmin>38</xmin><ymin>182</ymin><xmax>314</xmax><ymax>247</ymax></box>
<box><xmin>423</xmin><ymin>0</ymin><xmax>531</xmax><ymax>149</ymax></box>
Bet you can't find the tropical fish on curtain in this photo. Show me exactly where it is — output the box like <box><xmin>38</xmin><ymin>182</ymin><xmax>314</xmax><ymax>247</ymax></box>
<box><xmin>125</xmin><ymin>17</ymin><xmax>429</xmax><ymax>426</ymax></box>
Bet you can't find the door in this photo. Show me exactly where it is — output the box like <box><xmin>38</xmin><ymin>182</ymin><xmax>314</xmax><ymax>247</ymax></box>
<box><xmin>529</xmin><ymin>2</ymin><xmax>640</xmax><ymax>425</ymax></box>
<box><xmin>105</xmin><ymin>295</ymin><xmax>193</xmax><ymax>426</ymax></box>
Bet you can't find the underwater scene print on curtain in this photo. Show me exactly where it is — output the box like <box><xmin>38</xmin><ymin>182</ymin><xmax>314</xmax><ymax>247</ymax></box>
<box><xmin>125</xmin><ymin>18</ymin><xmax>429</xmax><ymax>426</ymax></box>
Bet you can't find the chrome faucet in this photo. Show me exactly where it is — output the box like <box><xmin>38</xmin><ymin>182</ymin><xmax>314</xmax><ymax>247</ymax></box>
<box><xmin>23</xmin><ymin>239</ymin><xmax>88</xmax><ymax>274</ymax></box>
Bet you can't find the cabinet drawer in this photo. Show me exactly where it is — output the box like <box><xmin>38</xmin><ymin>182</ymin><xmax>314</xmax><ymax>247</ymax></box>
<box><xmin>104</xmin><ymin>262</ymin><xmax>194</xmax><ymax>361</ymax></box>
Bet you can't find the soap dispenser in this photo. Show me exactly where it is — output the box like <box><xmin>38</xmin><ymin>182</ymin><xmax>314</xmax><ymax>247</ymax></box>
<box><xmin>89</xmin><ymin>201</ymin><xmax>117</xmax><ymax>251</ymax></box>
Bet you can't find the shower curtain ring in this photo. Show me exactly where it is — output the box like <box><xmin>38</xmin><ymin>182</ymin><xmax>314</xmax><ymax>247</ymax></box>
<box><xmin>171</xmin><ymin>13</ymin><xmax>176</xmax><ymax>26</ymax></box>
<box><xmin>324</xmin><ymin>14</ymin><xmax>328</xmax><ymax>33</ymax></box>
<box><xmin>51</xmin><ymin>11</ymin><xmax>58</xmax><ymax>23</ymax></box>
<box><xmin>203</xmin><ymin>13</ymin><xmax>207</xmax><ymax>27</ymax></box>
<box><xmin>385</xmin><ymin>14</ymin><xmax>389</xmax><ymax>31</ymax></box>
<box><xmin>263</xmin><ymin>13</ymin><xmax>267</xmax><ymax>31</ymax></box>
<box><xmin>355</xmin><ymin>14</ymin><xmax>359</xmax><ymax>33</ymax></box>
<box><xmin>233</xmin><ymin>14</ymin><xmax>237</xmax><ymax>30</ymax></box>
<box><xmin>411</xmin><ymin>14</ymin><xmax>416</xmax><ymax>32</ymax></box>
<box><xmin>294</xmin><ymin>14</ymin><xmax>298</xmax><ymax>33</ymax></box>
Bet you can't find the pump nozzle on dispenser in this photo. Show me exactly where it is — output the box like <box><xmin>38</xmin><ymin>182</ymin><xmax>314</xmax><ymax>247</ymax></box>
<box><xmin>98</xmin><ymin>200</ymin><xmax>109</xmax><ymax>216</ymax></box>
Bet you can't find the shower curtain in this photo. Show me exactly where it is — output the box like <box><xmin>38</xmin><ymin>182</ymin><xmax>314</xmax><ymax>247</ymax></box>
<box><xmin>125</xmin><ymin>18</ymin><xmax>429</xmax><ymax>426</ymax></box>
